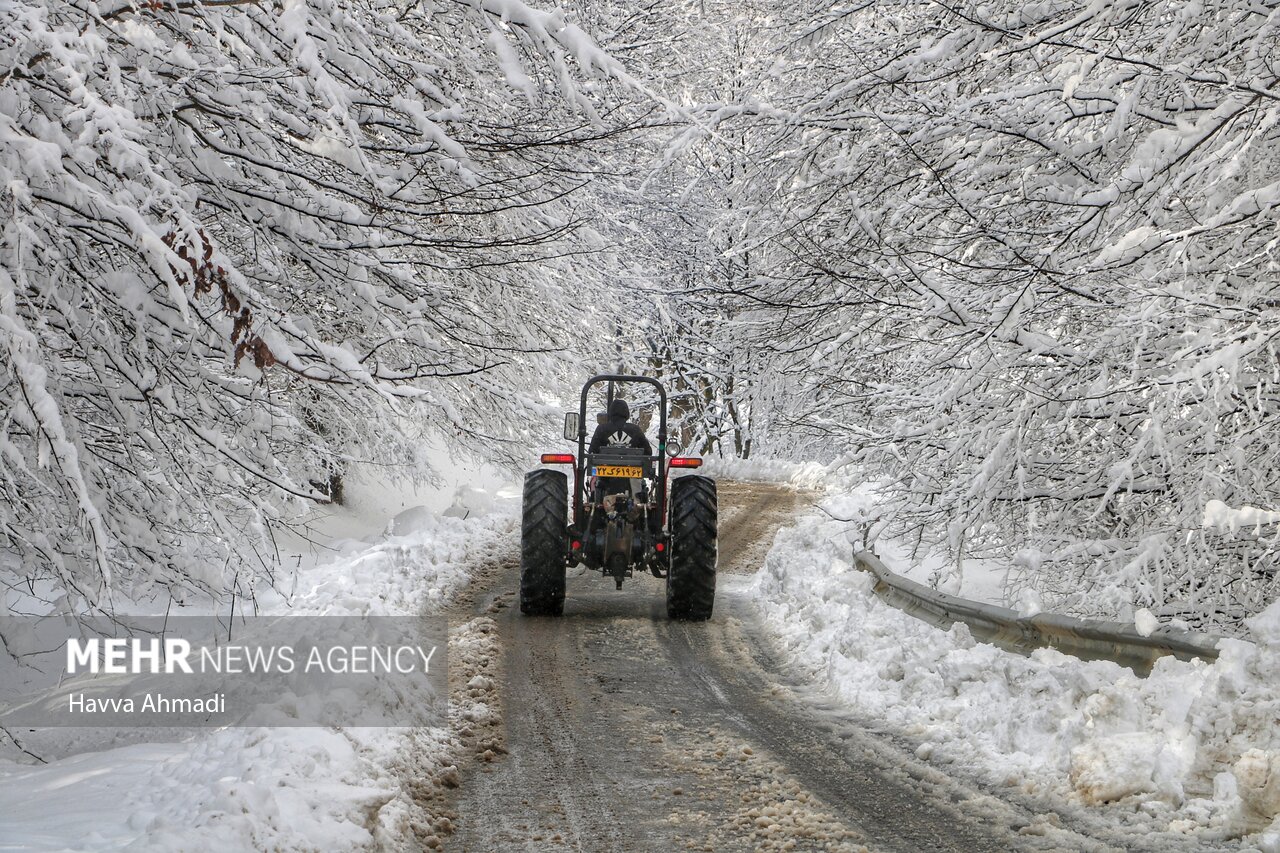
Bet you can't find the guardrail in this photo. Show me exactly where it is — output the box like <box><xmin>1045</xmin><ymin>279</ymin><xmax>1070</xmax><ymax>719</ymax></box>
<box><xmin>853</xmin><ymin>550</ymin><xmax>1222</xmax><ymax>675</ymax></box>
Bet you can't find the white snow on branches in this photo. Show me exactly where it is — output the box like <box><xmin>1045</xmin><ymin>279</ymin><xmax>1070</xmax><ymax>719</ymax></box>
<box><xmin>0</xmin><ymin>0</ymin><xmax>637</xmax><ymax>615</ymax></box>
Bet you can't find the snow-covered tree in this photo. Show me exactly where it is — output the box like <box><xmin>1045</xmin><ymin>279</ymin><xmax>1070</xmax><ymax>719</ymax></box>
<box><xmin>558</xmin><ymin>0</ymin><xmax>782</xmax><ymax>457</ymax></box>
<box><xmin>1</xmin><ymin>0</ymin><xmax>642</xmax><ymax>614</ymax></box>
<box><xmin>696</xmin><ymin>0</ymin><xmax>1280</xmax><ymax>625</ymax></box>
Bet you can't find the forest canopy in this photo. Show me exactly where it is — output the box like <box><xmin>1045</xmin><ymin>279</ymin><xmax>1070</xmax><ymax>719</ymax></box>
<box><xmin>3</xmin><ymin>0</ymin><xmax>1277</xmax><ymax>629</ymax></box>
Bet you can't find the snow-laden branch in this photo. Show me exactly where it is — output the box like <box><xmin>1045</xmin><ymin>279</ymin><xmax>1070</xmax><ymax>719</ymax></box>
<box><xmin>0</xmin><ymin>0</ymin><xmax>646</xmax><ymax>613</ymax></box>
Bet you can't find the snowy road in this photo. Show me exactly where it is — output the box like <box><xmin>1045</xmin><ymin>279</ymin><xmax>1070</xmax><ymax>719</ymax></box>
<box><xmin>435</xmin><ymin>483</ymin><xmax>1223</xmax><ymax>853</ymax></box>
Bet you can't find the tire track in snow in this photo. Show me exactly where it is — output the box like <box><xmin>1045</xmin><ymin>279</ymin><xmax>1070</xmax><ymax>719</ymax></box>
<box><xmin>437</xmin><ymin>482</ymin><xmax>1199</xmax><ymax>852</ymax></box>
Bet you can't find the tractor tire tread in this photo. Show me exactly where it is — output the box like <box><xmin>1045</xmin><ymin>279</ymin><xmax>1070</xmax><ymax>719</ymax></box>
<box><xmin>667</xmin><ymin>475</ymin><xmax>717</xmax><ymax>620</ymax></box>
<box><xmin>520</xmin><ymin>469</ymin><xmax>568</xmax><ymax>616</ymax></box>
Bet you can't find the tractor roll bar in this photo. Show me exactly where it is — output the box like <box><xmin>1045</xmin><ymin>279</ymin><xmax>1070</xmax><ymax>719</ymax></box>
<box><xmin>574</xmin><ymin>374</ymin><xmax>667</xmax><ymax>525</ymax></box>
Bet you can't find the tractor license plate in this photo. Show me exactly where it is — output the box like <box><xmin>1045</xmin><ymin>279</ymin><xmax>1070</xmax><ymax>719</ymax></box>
<box><xmin>593</xmin><ymin>465</ymin><xmax>643</xmax><ymax>478</ymax></box>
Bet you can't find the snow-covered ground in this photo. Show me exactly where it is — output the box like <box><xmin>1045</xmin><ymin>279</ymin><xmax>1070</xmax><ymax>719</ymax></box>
<box><xmin>699</xmin><ymin>459</ymin><xmax>1020</xmax><ymax>608</ymax></box>
<box><xmin>748</xmin><ymin>477</ymin><xmax>1280</xmax><ymax>851</ymax></box>
<box><xmin>0</xmin><ymin>456</ymin><xmax>519</xmax><ymax>851</ymax></box>
<box><xmin>699</xmin><ymin>456</ymin><xmax>830</xmax><ymax>490</ymax></box>
<box><xmin>6</xmin><ymin>453</ymin><xmax>1277</xmax><ymax>851</ymax></box>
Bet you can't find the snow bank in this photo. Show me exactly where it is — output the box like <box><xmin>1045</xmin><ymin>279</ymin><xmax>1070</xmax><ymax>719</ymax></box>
<box><xmin>0</xmin><ymin>484</ymin><xmax>518</xmax><ymax>851</ymax></box>
<box><xmin>802</xmin><ymin>481</ymin><xmax>1020</xmax><ymax>605</ymax></box>
<box><xmin>0</xmin><ymin>727</ymin><xmax>407</xmax><ymax>851</ymax></box>
<box><xmin>751</xmin><ymin>499</ymin><xmax>1280</xmax><ymax>844</ymax></box>
<box><xmin>699</xmin><ymin>456</ymin><xmax>830</xmax><ymax>489</ymax></box>
<box><xmin>276</xmin><ymin>505</ymin><xmax>516</xmax><ymax>617</ymax></box>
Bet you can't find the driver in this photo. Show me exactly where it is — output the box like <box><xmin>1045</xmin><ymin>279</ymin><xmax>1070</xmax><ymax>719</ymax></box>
<box><xmin>588</xmin><ymin>399</ymin><xmax>652</xmax><ymax>455</ymax></box>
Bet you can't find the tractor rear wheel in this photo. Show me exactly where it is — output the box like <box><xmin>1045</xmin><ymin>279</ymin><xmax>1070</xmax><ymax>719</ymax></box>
<box><xmin>667</xmin><ymin>475</ymin><xmax>717</xmax><ymax>620</ymax></box>
<box><xmin>520</xmin><ymin>469</ymin><xmax>568</xmax><ymax>616</ymax></box>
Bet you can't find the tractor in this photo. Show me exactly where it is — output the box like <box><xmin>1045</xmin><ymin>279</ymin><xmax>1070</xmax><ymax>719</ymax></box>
<box><xmin>519</xmin><ymin>374</ymin><xmax>717</xmax><ymax>620</ymax></box>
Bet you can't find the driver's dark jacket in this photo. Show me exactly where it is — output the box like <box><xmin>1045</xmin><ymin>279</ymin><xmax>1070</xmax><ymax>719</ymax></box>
<box><xmin>588</xmin><ymin>419</ymin><xmax>652</xmax><ymax>455</ymax></box>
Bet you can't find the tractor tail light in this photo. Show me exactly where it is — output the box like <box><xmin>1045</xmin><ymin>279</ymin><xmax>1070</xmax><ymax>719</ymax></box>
<box><xmin>541</xmin><ymin>453</ymin><xmax>575</xmax><ymax>464</ymax></box>
<box><xmin>669</xmin><ymin>457</ymin><xmax>702</xmax><ymax>468</ymax></box>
